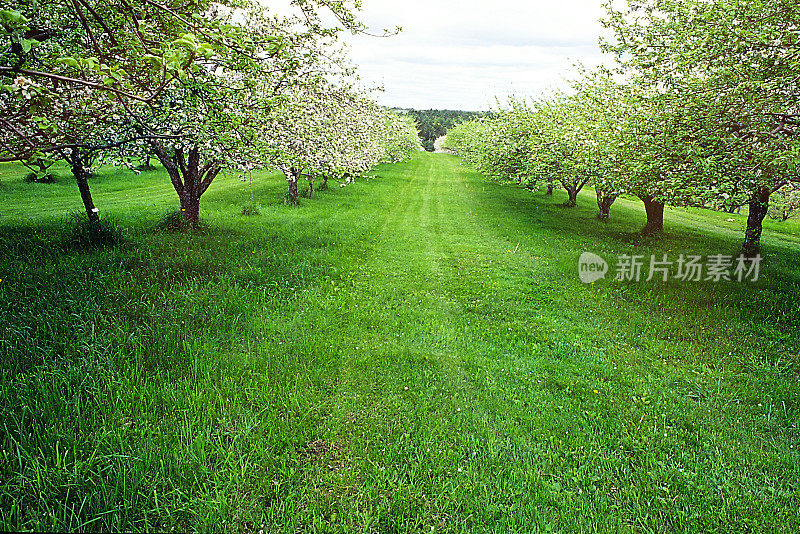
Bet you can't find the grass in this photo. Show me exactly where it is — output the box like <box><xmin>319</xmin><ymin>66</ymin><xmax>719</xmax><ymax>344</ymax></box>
<box><xmin>0</xmin><ymin>152</ymin><xmax>799</xmax><ymax>532</ymax></box>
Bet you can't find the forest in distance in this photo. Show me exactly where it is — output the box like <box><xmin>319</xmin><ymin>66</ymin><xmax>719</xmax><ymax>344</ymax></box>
<box><xmin>393</xmin><ymin>108</ymin><xmax>487</xmax><ymax>152</ymax></box>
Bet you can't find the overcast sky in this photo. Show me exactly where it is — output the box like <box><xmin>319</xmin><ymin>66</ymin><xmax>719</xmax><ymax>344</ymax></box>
<box><xmin>346</xmin><ymin>0</ymin><xmax>610</xmax><ymax>111</ymax></box>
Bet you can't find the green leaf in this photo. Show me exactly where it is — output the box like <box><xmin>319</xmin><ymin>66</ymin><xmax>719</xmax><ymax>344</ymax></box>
<box><xmin>57</xmin><ymin>57</ymin><xmax>79</xmax><ymax>67</ymax></box>
<box><xmin>143</xmin><ymin>54</ymin><xmax>163</xmax><ymax>67</ymax></box>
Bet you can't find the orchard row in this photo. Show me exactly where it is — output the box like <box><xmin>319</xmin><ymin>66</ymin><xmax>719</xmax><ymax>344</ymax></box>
<box><xmin>1</xmin><ymin>1</ymin><xmax>421</xmax><ymax>229</ymax></box>
<box><xmin>445</xmin><ymin>0</ymin><xmax>800</xmax><ymax>254</ymax></box>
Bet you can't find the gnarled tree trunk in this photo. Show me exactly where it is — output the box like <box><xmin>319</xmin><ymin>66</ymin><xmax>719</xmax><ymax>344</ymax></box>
<box><xmin>560</xmin><ymin>176</ymin><xmax>588</xmax><ymax>207</ymax></box>
<box><xmin>285</xmin><ymin>167</ymin><xmax>300</xmax><ymax>204</ymax></box>
<box><xmin>149</xmin><ymin>141</ymin><xmax>220</xmax><ymax>230</ymax></box>
<box><xmin>546</xmin><ymin>182</ymin><xmax>554</xmax><ymax>196</ymax></box>
<box><xmin>565</xmin><ymin>188</ymin><xmax>578</xmax><ymax>207</ymax></box>
<box><xmin>741</xmin><ymin>187</ymin><xmax>771</xmax><ymax>256</ymax></box>
<box><xmin>596</xmin><ymin>189</ymin><xmax>618</xmax><ymax>220</ymax></box>
<box><xmin>639</xmin><ymin>194</ymin><xmax>665</xmax><ymax>234</ymax></box>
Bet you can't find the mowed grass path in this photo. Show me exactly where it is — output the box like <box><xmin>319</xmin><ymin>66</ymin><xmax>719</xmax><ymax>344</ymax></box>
<box><xmin>1</xmin><ymin>152</ymin><xmax>799</xmax><ymax>532</ymax></box>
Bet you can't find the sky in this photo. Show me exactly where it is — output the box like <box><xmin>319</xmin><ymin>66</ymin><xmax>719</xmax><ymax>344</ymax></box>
<box><xmin>346</xmin><ymin>0</ymin><xmax>611</xmax><ymax>111</ymax></box>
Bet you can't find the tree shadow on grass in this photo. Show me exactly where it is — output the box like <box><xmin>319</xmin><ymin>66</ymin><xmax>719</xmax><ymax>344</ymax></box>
<box><xmin>0</xmin><ymin>218</ymin><xmax>335</xmax><ymax>378</ymax></box>
<box><xmin>475</xmin><ymin>183</ymin><xmax>800</xmax><ymax>359</ymax></box>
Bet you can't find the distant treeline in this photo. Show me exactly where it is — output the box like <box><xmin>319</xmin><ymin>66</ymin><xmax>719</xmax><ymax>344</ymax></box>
<box><xmin>392</xmin><ymin>108</ymin><xmax>488</xmax><ymax>152</ymax></box>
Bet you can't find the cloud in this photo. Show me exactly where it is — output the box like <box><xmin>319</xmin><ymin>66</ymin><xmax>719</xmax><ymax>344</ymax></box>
<box><xmin>347</xmin><ymin>0</ymin><xmax>611</xmax><ymax>110</ymax></box>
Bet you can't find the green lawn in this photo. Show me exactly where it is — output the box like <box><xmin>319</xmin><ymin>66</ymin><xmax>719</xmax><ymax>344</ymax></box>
<box><xmin>1</xmin><ymin>152</ymin><xmax>799</xmax><ymax>532</ymax></box>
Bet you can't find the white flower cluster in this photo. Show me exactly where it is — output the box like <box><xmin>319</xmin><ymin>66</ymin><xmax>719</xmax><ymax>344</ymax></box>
<box><xmin>12</xmin><ymin>76</ymin><xmax>39</xmax><ymax>100</ymax></box>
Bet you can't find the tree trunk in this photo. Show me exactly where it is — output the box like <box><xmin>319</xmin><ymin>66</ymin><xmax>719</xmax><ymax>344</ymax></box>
<box><xmin>640</xmin><ymin>194</ymin><xmax>665</xmax><ymax>234</ymax></box>
<box><xmin>546</xmin><ymin>183</ymin><xmax>554</xmax><ymax>195</ymax></box>
<box><xmin>741</xmin><ymin>187</ymin><xmax>770</xmax><ymax>256</ymax></box>
<box><xmin>560</xmin><ymin>176</ymin><xmax>588</xmax><ymax>207</ymax></box>
<box><xmin>286</xmin><ymin>167</ymin><xmax>299</xmax><ymax>204</ymax></box>
<box><xmin>148</xmin><ymin>141</ymin><xmax>220</xmax><ymax>231</ymax></box>
<box><xmin>596</xmin><ymin>190</ymin><xmax>617</xmax><ymax>220</ymax></box>
<box><xmin>70</xmin><ymin>148</ymin><xmax>99</xmax><ymax>223</ymax></box>
<box><xmin>306</xmin><ymin>174</ymin><xmax>315</xmax><ymax>197</ymax></box>
<box><xmin>319</xmin><ymin>174</ymin><xmax>328</xmax><ymax>191</ymax></box>
<box><xmin>563</xmin><ymin>185</ymin><xmax>578</xmax><ymax>207</ymax></box>
<box><xmin>180</xmin><ymin>194</ymin><xmax>200</xmax><ymax>229</ymax></box>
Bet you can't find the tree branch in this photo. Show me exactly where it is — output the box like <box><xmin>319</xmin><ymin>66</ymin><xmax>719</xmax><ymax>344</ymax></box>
<box><xmin>70</xmin><ymin>0</ymin><xmax>102</xmax><ymax>58</ymax></box>
<box><xmin>75</xmin><ymin>0</ymin><xmax>119</xmax><ymax>47</ymax></box>
<box><xmin>0</xmin><ymin>66</ymin><xmax>150</xmax><ymax>102</ymax></box>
